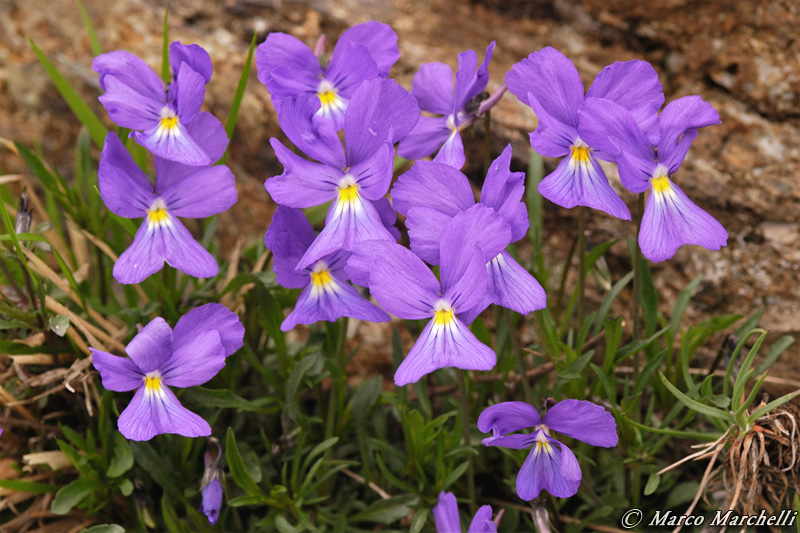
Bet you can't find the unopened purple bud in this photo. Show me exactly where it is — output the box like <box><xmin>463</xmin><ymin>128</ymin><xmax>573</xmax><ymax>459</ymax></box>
<box><xmin>200</xmin><ymin>477</ymin><xmax>223</xmax><ymax>525</ymax></box>
<box><xmin>476</xmin><ymin>84</ymin><xmax>506</xmax><ymax>116</ymax></box>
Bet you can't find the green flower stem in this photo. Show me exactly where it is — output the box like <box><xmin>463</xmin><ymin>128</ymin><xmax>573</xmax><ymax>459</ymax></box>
<box><xmin>325</xmin><ymin>317</ymin><xmax>349</xmax><ymax>440</ymax></box>
<box><xmin>577</xmin><ymin>206</ymin><xmax>587</xmax><ymax>330</ymax></box>
<box><xmin>632</xmin><ymin>193</ymin><xmax>645</xmax><ymax>347</ymax></box>
<box><xmin>630</xmin><ymin>192</ymin><xmax>645</xmax><ymax>510</ymax></box>
<box><xmin>483</xmin><ymin>112</ymin><xmax>492</xmax><ymax>174</ymax></box>
<box><xmin>458</xmin><ymin>371</ymin><xmax>477</xmax><ymax>514</ymax></box>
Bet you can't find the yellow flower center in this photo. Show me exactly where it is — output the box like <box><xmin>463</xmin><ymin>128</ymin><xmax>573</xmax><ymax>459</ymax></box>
<box><xmin>571</xmin><ymin>145</ymin><xmax>590</xmax><ymax>163</ymax></box>
<box><xmin>148</xmin><ymin>208</ymin><xmax>169</xmax><ymax>224</ymax></box>
<box><xmin>160</xmin><ymin>116</ymin><xmax>179</xmax><ymax>130</ymax></box>
<box><xmin>319</xmin><ymin>91</ymin><xmax>337</xmax><ymax>106</ymax></box>
<box><xmin>338</xmin><ymin>184</ymin><xmax>359</xmax><ymax>203</ymax></box>
<box><xmin>434</xmin><ymin>308</ymin><xmax>455</xmax><ymax>326</ymax></box>
<box><xmin>651</xmin><ymin>175</ymin><xmax>671</xmax><ymax>195</ymax></box>
<box><xmin>144</xmin><ymin>375</ymin><xmax>162</xmax><ymax>390</ymax></box>
<box><xmin>310</xmin><ymin>268</ymin><xmax>333</xmax><ymax>287</ymax></box>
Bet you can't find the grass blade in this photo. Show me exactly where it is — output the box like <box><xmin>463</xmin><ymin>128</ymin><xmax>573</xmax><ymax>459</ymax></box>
<box><xmin>29</xmin><ymin>39</ymin><xmax>107</xmax><ymax>148</ymax></box>
<box><xmin>75</xmin><ymin>0</ymin><xmax>102</xmax><ymax>56</ymax></box>
<box><xmin>223</xmin><ymin>32</ymin><xmax>258</xmax><ymax>154</ymax></box>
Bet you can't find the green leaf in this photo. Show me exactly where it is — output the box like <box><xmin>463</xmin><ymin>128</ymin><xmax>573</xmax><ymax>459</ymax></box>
<box><xmin>526</xmin><ymin>149</ymin><xmax>544</xmax><ymax>269</ymax></box>
<box><xmin>748</xmin><ymin>389</ymin><xmax>800</xmax><ymax>424</ymax></box>
<box><xmin>756</xmin><ymin>335</ymin><xmax>795</xmax><ymax>374</ymax></box>
<box><xmin>644</xmin><ymin>471</ymin><xmax>661</xmax><ymax>496</ymax></box>
<box><xmin>593</xmin><ymin>272</ymin><xmax>633</xmax><ymax>335</ymax></box>
<box><xmin>669</xmin><ymin>276</ymin><xmax>702</xmax><ymax>334</ymax></box>
<box><xmin>51</xmin><ymin>478</ymin><xmax>97</xmax><ymax>514</ymax></box>
<box><xmin>0</xmin><ymin>479</ymin><xmax>58</xmax><ymax>493</ymax></box>
<box><xmin>129</xmin><ymin>442</ymin><xmax>184</xmax><ymax>502</ymax></box>
<box><xmin>640</xmin><ymin>258</ymin><xmax>658</xmax><ymax>336</ymax></box>
<box><xmin>228</xmin><ymin>494</ymin><xmax>269</xmax><ymax>507</ymax></box>
<box><xmin>183</xmin><ymin>386</ymin><xmax>274</xmax><ymax>413</ymax></box>
<box><xmin>658</xmin><ymin>370</ymin><xmax>733</xmax><ymax>422</ymax></box>
<box><xmin>107</xmin><ymin>434</ymin><xmax>133</xmax><ymax>477</ymax></box>
<box><xmin>14</xmin><ymin>142</ymin><xmax>59</xmax><ymax>191</ymax></box>
<box><xmin>80</xmin><ymin>525</ymin><xmax>125</xmax><ymax>533</ymax></box>
<box><xmin>285</xmin><ymin>354</ymin><xmax>320</xmax><ymax>421</ymax></box>
<box><xmin>118</xmin><ymin>479</ymin><xmax>133</xmax><ymax>497</ymax></box>
<box><xmin>161</xmin><ymin>8</ymin><xmax>170</xmax><ymax>83</ymax></box>
<box><xmin>161</xmin><ymin>494</ymin><xmax>186</xmax><ymax>533</ymax></box>
<box><xmin>351</xmin><ymin>377</ymin><xmax>382</xmax><ymax>428</ymax></box>
<box><xmin>350</xmin><ymin>494</ymin><xmax>418</xmax><ymax>524</ymax></box>
<box><xmin>225</xmin><ymin>427</ymin><xmax>263</xmax><ymax>497</ymax></box>
<box><xmin>224</xmin><ymin>32</ymin><xmax>257</xmax><ymax>143</ymax></box>
<box><xmin>29</xmin><ymin>39</ymin><xmax>107</xmax><ymax>147</ymax></box>
<box><xmin>410</xmin><ymin>508</ymin><xmax>429</xmax><ymax>533</ymax></box>
<box><xmin>49</xmin><ymin>315</ymin><xmax>70</xmax><ymax>337</ymax></box>
<box><xmin>274</xmin><ymin>515</ymin><xmax>303</xmax><ymax>533</ymax></box>
<box><xmin>440</xmin><ymin>460</ymin><xmax>469</xmax><ymax>491</ymax></box>
<box><xmin>75</xmin><ymin>0</ymin><xmax>102</xmax><ymax>56</ymax></box>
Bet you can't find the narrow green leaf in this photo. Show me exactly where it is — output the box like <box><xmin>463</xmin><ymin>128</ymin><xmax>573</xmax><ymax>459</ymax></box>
<box><xmin>52</xmin><ymin>478</ymin><xmax>97</xmax><ymax>515</ymax></box>
<box><xmin>75</xmin><ymin>0</ymin><xmax>102</xmax><ymax>56</ymax></box>
<box><xmin>81</xmin><ymin>525</ymin><xmax>125</xmax><ymax>533</ymax></box>
<box><xmin>658</xmin><ymin>370</ymin><xmax>733</xmax><ymax>422</ymax></box>
<box><xmin>410</xmin><ymin>509</ymin><xmax>429</xmax><ymax>533</ymax></box>
<box><xmin>183</xmin><ymin>386</ymin><xmax>275</xmax><ymax>414</ymax></box>
<box><xmin>14</xmin><ymin>142</ymin><xmax>59</xmax><ymax>191</ymax></box>
<box><xmin>161</xmin><ymin>8</ymin><xmax>170</xmax><ymax>83</ymax></box>
<box><xmin>228</xmin><ymin>494</ymin><xmax>269</xmax><ymax>507</ymax></box>
<box><xmin>161</xmin><ymin>494</ymin><xmax>186</xmax><ymax>533</ymax></box>
<box><xmin>0</xmin><ymin>479</ymin><xmax>58</xmax><ymax>493</ymax></box>
<box><xmin>350</xmin><ymin>494</ymin><xmax>418</xmax><ymax>524</ymax></box>
<box><xmin>440</xmin><ymin>460</ymin><xmax>469</xmax><ymax>491</ymax></box>
<box><xmin>0</xmin><ymin>198</ymin><xmax>36</xmax><ymax>290</ymax></box>
<box><xmin>129</xmin><ymin>442</ymin><xmax>184</xmax><ymax>502</ymax></box>
<box><xmin>669</xmin><ymin>276</ymin><xmax>703</xmax><ymax>334</ymax></box>
<box><xmin>583</xmin><ymin>240</ymin><xmax>616</xmax><ymax>273</ymax></box>
<box><xmin>285</xmin><ymin>354</ymin><xmax>320</xmax><ymax>421</ymax></box>
<box><xmin>748</xmin><ymin>389</ymin><xmax>800</xmax><ymax>424</ymax></box>
<box><xmin>107</xmin><ymin>434</ymin><xmax>133</xmax><ymax>477</ymax></box>
<box><xmin>736</xmin><ymin>371</ymin><xmax>769</xmax><ymax>416</ymax></box>
<box><xmin>223</xmin><ymin>32</ymin><xmax>257</xmax><ymax>145</ymax></box>
<box><xmin>644</xmin><ymin>471</ymin><xmax>661</xmax><ymax>496</ymax></box>
<box><xmin>526</xmin><ymin>149</ymin><xmax>544</xmax><ymax>270</ymax></box>
<box><xmin>594</xmin><ymin>273</ymin><xmax>633</xmax><ymax>335</ymax></box>
<box><xmin>732</xmin><ymin>329</ymin><xmax>767</xmax><ymax>397</ymax></box>
<box><xmin>623</xmin><ymin>416</ymin><xmax>720</xmax><ymax>441</ymax></box>
<box><xmin>225</xmin><ymin>427</ymin><xmax>263</xmax><ymax>497</ymax></box>
<box><xmin>756</xmin><ymin>335</ymin><xmax>795</xmax><ymax>374</ymax></box>
<box><xmin>640</xmin><ymin>258</ymin><xmax>658</xmax><ymax>336</ymax></box>
<box><xmin>29</xmin><ymin>39</ymin><xmax>107</xmax><ymax>147</ymax></box>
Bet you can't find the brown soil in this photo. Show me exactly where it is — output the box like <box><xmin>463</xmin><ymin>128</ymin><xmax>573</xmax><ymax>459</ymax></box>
<box><xmin>1</xmin><ymin>0</ymin><xmax>799</xmax><ymax>386</ymax></box>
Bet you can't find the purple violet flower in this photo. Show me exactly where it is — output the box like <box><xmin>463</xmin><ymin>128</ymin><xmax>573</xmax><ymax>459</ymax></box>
<box><xmin>478</xmin><ymin>399</ymin><xmax>618</xmax><ymax>500</ymax></box>
<box><xmin>346</xmin><ymin>208</ymin><xmax>507</xmax><ymax>385</ymax></box>
<box><xmin>200</xmin><ymin>448</ymin><xmax>224</xmax><ymax>525</ymax></box>
<box><xmin>264</xmin><ymin>206</ymin><xmax>390</xmax><ymax>331</ymax></box>
<box><xmin>397</xmin><ymin>42</ymin><xmax>499</xmax><ymax>169</ymax></box>
<box><xmin>93</xmin><ymin>42</ymin><xmax>227</xmax><ymax>166</ymax></box>
<box><xmin>433</xmin><ymin>491</ymin><xmax>498</xmax><ymax>533</ymax></box>
<box><xmin>256</xmin><ymin>21</ymin><xmax>400</xmax><ymax>130</ymax></box>
<box><xmin>391</xmin><ymin>145</ymin><xmax>546</xmax><ymax>323</ymax></box>
<box><xmin>265</xmin><ymin>78</ymin><xmax>419</xmax><ymax>269</ymax></box>
<box><xmin>505</xmin><ymin>47</ymin><xmax>665</xmax><ymax>219</ymax></box>
<box><xmin>98</xmin><ymin>132</ymin><xmax>237</xmax><ymax>284</ymax></box>
<box><xmin>91</xmin><ymin>304</ymin><xmax>245</xmax><ymax>441</ymax></box>
<box><xmin>578</xmin><ymin>95</ymin><xmax>727</xmax><ymax>262</ymax></box>
<box><xmin>201</xmin><ymin>478</ymin><xmax>223</xmax><ymax>525</ymax></box>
